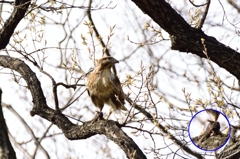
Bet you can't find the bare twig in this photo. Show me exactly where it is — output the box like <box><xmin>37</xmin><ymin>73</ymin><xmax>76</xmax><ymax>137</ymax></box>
<box><xmin>196</xmin><ymin>0</ymin><xmax>211</xmax><ymax>29</ymax></box>
<box><xmin>86</xmin><ymin>0</ymin><xmax>117</xmax><ymax>74</ymax></box>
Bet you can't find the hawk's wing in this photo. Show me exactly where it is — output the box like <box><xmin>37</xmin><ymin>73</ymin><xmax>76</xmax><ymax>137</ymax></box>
<box><xmin>86</xmin><ymin>86</ymin><xmax>104</xmax><ymax>111</ymax></box>
<box><xmin>110</xmin><ymin>74</ymin><xmax>127</xmax><ymax>110</ymax></box>
<box><xmin>206</xmin><ymin>109</ymin><xmax>220</xmax><ymax>121</ymax></box>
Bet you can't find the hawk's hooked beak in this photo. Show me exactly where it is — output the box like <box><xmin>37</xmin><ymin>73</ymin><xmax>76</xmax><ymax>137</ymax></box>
<box><xmin>112</xmin><ymin>58</ymin><xmax>119</xmax><ymax>64</ymax></box>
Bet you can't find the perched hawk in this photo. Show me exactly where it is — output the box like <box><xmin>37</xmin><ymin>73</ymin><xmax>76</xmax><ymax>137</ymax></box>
<box><xmin>86</xmin><ymin>56</ymin><xmax>127</xmax><ymax>119</ymax></box>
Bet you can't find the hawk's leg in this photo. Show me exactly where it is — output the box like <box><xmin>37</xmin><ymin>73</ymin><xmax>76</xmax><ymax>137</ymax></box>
<box><xmin>106</xmin><ymin>108</ymin><xmax>113</xmax><ymax>120</ymax></box>
<box><xmin>91</xmin><ymin>111</ymin><xmax>103</xmax><ymax>123</ymax></box>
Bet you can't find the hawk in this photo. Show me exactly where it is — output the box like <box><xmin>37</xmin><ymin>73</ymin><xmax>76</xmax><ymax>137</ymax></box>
<box><xmin>86</xmin><ymin>56</ymin><xmax>127</xmax><ymax>119</ymax></box>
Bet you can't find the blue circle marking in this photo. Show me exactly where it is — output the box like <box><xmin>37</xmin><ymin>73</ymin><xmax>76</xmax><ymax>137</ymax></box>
<box><xmin>188</xmin><ymin>109</ymin><xmax>231</xmax><ymax>151</ymax></box>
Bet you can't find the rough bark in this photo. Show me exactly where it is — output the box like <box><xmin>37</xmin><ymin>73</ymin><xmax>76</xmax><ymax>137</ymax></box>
<box><xmin>0</xmin><ymin>0</ymin><xmax>31</xmax><ymax>49</ymax></box>
<box><xmin>217</xmin><ymin>135</ymin><xmax>240</xmax><ymax>159</ymax></box>
<box><xmin>130</xmin><ymin>0</ymin><xmax>240</xmax><ymax>80</ymax></box>
<box><xmin>192</xmin><ymin>134</ymin><xmax>229</xmax><ymax>151</ymax></box>
<box><xmin>0</xmin><ymin>89</ymin><xmax>17</xmax><ymax>159</ymax></box>
<box><xmin>0</xmin><ymin>55</ymin><xmax>146</xmax><ymax>159</ymax></box>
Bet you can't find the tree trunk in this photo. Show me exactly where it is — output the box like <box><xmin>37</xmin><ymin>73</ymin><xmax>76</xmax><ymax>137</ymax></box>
<box><xmin>0</xmin><ymin>89</ymin><xmax>17</xmax><ymax>159</ymax></box>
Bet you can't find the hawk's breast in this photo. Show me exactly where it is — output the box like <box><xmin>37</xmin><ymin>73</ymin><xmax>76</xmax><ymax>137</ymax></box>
<box><xmin>86</xmin><ymin>69</ymin><xmax>115</xmax><ymax>99</ymax></box>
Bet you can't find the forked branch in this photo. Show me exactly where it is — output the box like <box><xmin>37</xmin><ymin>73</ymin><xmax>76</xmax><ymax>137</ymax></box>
<box><xmin>0</xmin><ymin>55</ymin><xmax>146</xmax><ymax>159</ymax></box>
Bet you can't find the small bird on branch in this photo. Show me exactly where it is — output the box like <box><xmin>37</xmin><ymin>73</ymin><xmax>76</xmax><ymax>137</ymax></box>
<box><xmin>86</xmin><ymin>56</ymin><xmax>127</xmax><ymax>121</ymax></box>
<box><xmin>199</xmin><ymin>109</ymin><xmax>221</xmax><ymax>143</ymax></box>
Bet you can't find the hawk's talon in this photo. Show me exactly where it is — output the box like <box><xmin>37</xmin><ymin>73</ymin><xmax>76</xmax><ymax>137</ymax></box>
<box><xmin>91</xmin><ymin>111</ymin><xmax>104</xmax><ymax>123</ymax></box>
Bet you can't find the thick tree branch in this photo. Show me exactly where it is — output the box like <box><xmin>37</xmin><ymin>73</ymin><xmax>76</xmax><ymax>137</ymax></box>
<box><xmin>227</xmin><ymin>0</ymin><xmax>240</xmax><ymax>13</ymax></box>
<box><xmin>0</xmin><ymin>55</ymin><xmax>146</xmax><ymax>159</ymax></box>
<box><xmin>0</xmin><ymin>89</ymin><xmax>17</xmax><ymax>159</ymax></box>
<box><xmin>2</xmin><ymin>102</ymin><xmax>50</xmax><ymax>159</ymax></box>
<box><xmin>130</xmin><ymin>0</ymin><xmax>240</xmax><ymax>80</ymax></box>
<box><xmin>0</xmin><ymin>0</ymin><xmax>31</xmax><ymax>49</ymax></box>
<box><xmin>217</xmin><ymin>134</ymin><xmax>240</xmax><ymax>159</ymax></box>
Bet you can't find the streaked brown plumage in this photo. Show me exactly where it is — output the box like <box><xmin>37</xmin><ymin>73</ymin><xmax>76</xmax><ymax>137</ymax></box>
<box><xmin>86</xmin><ymin>56</ymin><xmax>127</xmax><ymax>116</ymax></box>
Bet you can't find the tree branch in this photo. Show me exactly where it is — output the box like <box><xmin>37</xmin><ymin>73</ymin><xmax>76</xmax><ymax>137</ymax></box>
<box><xmin>0</xmin><ymin>55</ymin><xmax>146</xmax><ymax>159</ymax></box>
<box><xmin>0</xmin><ymin>88</ymin><xmax>17</xmax><ymax>159</ymax></box>
<box><xmin>226</xmin><ymin>0</ymin><xmax>240</xmax><ymax>13</ymax></box>
<box><xmin>86</xmin><ymin>0</ymin><xmax>117</xmax><ymax>75</ymax></box>
<box><xmin>2</xmin><ymin>102</ymin><xmax>50</xmax><ymax>159</ymax></box>
<box><xmin>125</xmin><ymin>97</ymin><xmax>204</xmax><ymax>159</ymax></box>
<box><xmin>0</xmin><ymin>0</ymin><xmax>31</xmax><ymax>49</ymax></box>
<box><xmin>217</xmin><ymin>135</ymin><xmax>240</xmax><ymax>159</ymax></box>
<box><xmin>196</xmin><ymin>0</ymin><xmax>211</xmax><ymax>29</ymax></box>
<box><xmin>130</xmin><ymin>0</ymin><xmax>240</xmax><ymax>80</ymax></box>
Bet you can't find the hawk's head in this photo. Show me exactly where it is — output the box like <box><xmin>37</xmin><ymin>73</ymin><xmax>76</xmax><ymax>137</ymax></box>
<box><xmin>97</xmin><ymin>56</ymin><xmax>119</xmax><ymax>70</ymax></box>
